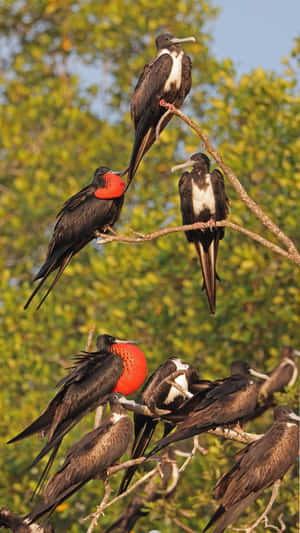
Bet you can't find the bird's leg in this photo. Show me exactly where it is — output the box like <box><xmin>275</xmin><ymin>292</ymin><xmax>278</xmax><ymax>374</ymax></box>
<box><xmin>159</xmin><ymin>99</ymin><xmax>177</xmax><ymax>112</ymax></box>
<box><xmin>208</xmin><ymin>216</ymin><xmax>216</xmax><ymax>232</ymax></box>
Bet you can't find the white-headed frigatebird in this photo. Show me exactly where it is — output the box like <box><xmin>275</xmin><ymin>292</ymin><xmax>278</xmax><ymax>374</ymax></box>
<box><xmin>172</xmin><ymin>152</ymin><xmax>229</xmax><ymax>314</ymax></box>
<box><xmin>27</xmin><ymin>394</ymin><xmax>133</xmax><ymax>523</ymax></box>
<box><xmin>147</xmin><ymin>361</ymin><xmax>270</xmax><ymax>456</ymax></box>
<box><xmin>118</xmin><ymin>357</ymin><xmax>212</xmax><ymax>494</ymax></box>
<box><xmin>0</xmin><ymin>508</ymin><xmax>54</xmax><ymax>533</ymax></box>
<box><xmin>126</xmin><ymin>33</ymin><xmax>196</xmax><ymax>189</ymax></box>
<box><xmin>106</xmin><ymin>449</ymin><xmax>178</xmax><ymax>533</ymax></box>
<box><xmin>24</xmin><ymin>167</ymin><xmax>126</xmax><ymax>309</ymax></box>
<box><xmin>8</xmin><ymin>334</ymin><xmax>146</xmax><ymax>492</ymax></box>
<box><xmin>203</xmin><ymin>405</ymin><xmax>300</xmax><ymax>533</ymax></box>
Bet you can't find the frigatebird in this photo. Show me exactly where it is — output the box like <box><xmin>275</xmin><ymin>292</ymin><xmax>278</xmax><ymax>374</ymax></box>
<box><xmin>24</xmin><ymin>167</ymin><xmax>126</xmax><ymax>309</ymax></box>
<box><xmin>27</xmin><ymin>394</ymin><xmax>133</xmax><ymax>522</ymax></box>
<box><xmin>0</xmin><ymin>509</ymin><xmax>54</xmax><ymax>533</ymax></box>
<box><xmin>172</xmin><ymin>152</ymin><xmax>229</xmax><ymax>314</ymax></box>
<box><xmin>119</xmin><ymin>357</ymin><xmax>211</xmax><ymax>494</ymax></box>
<box><xmin>106</xmin><ymin>449</ymin><xmax>178</xmax><ymax>533</ymax></box>
<box><xmin>203</xmin><ymin>405</ymin><xmax>300</xmax><ymax>533</ymax></box>
<box><xmin>126</xmin><ymin>33</ymin><xmax>195</xmax><ymax>188</ymax></box>
<box><xmin>8</xmin><ymin>335</ymin><xmax>146</xmax><ymax>490</ymax></box>
<box><xmin>148</xmin><ymin>361</ymin><xmax>269</xmax><ymax>456</ymax></box>
<box><xmin>258</xmin><ymin>346</ymin><xmax>299</xmax><ymax>402</ymax></box>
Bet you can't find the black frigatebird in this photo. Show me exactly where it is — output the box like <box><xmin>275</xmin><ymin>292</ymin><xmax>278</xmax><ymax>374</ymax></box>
<box><xmin>0</xmin><ymin>508</ymin><xmax>54</xmax><ymax>532</ymax></box>
<box><xmin>118</xmin><ymin>357</ymin><xmax>212</xmax><ymax>494</ymax></box>
<box><xmin>172</xmin><ymin>152</ymin><xmax>229</xmax><ymax>314</ymax></box>
<box><xmin>148</xmin><ymin>361</ymin><xmax>270</xmax><ymax>456</ymax></box>
<box><xmin>24</xmin><ymin>167</ymin><xmax>126</xmax><ymax>309</ymax></box>
<box><xmin>203</xmin><ymin>405</ymin><xmax>300</xmax><ymax>533</ymax></box>
<box><xmin>126</xmin><ymin>33</ymin><xmax>196</xmax><ymax>188</ymax></box>
<box><xmin>106</xmin><ymin>449</ymin><xmax>178</xmax><ymax>533</ymax></box>
<box><xmin>8</xmin><ymin>335</ymin><xmax>147</xmax><ymax>489</ymax></box>
<box><xmin>27</xmin><ymin>394</ymin><xmax>133</xmax><ymax>522</ymax></box>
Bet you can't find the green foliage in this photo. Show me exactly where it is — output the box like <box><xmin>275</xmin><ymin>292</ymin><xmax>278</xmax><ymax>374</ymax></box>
<box><xmin>0</xmin><ymin>0</ymin><xmax>299</xmax><ymax>531</ymax></box>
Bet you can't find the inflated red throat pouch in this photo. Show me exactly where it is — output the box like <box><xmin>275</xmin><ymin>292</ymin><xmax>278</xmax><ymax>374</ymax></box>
<box><xmin>94</xmin><ymin>173</ymin><xmax>126</xmax><ymax>199</ymax></box>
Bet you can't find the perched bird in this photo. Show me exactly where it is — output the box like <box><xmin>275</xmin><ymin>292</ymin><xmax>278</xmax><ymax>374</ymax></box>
<box><xmin>258</xmin><ymin>346</ymin><xmax>299</xmax><ymax>402</ymax></box>
<box><xmin>148</xmin><ymin>361</ymin><xmax>269</xmax><ymax>456</ymax></box>
<box><xmin>27</xmin><ymin>394</ymin><xmax>133</xmax><ymax>522</ymax></box>
<box><xmin>119</xmin><ymin>357</ymin><xmax>211</xmax><ymax>493</ymax></box>
<box><xmin>24</xmin><ymin>167</ymin><xmax>126</xmax><ymax>309</ymax></box>
<box><xmin>8</xmin><ymin>335</ymin><xmax>147</xmax><ymax>489</ymax></box>
<box><xmin>172</xmin><ymin>152</ymin><xmax>229</xmax><ymax>314</ymax></box>
<box><xmin>203</xmin><ymin>406</ymin><xmax>300</xmax><ymax>533</ymax></box>
<box><xmin>0</xmin><ymin>509</ymin><xmax>54</xmax><ymax>532</ymax></box>
<box><xmin>106</xmin><ymin>449</ymin><xmax>178</xmax><ymax>533</ymax></box>
<box><xmin>126</xmin><ymin>33</ymin><xmax>195</xmax><ymax>188</ymax></box>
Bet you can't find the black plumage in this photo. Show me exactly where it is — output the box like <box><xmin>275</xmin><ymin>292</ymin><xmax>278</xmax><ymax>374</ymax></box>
<box><xmin>126</xmin><ymin>33</ymin><xmax>195</xmax><ymax>188</ymax></box>
<box><xmin>119</xmin><ymin>357</ymin><xmax>211</xmax><ymax>494</ymax></box>
<box><xmin>203</xmin><ymin>406</ymin><xmax>300</xmax><ymax>533</ymax></box>
<box><xmin>148</xmin><ymin>361</ymin><xmax>269</xmax><ymax>455</ymax></box>
<box><xmin>27</xmin><ymin>394</ymin><xmax>133</xmax><ymax>522</ymax></box>
<box><xmin>0</xmin><ymin>509</ymin><xmax>54</xmax><ymax>532</ymax></box>
<box><xmin>24</xmin><ymin>167</ymin><xmax>125</xmax><ymax>309</ymax></box>
<box><xmin>173</xmin><ymin>152</ymin><xmax>229</xmax><ymax>314</ymax></box>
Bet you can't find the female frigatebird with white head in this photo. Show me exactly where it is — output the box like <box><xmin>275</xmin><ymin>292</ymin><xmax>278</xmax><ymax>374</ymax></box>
<box><xmin>172</xmin><ymin>152</ymin><xmax>229</xmax><ymax>314</ymax></box>
<box><xmin>27</xmin><ymin>394</ymin><xmax>133</xmax><ymax>523</ymax></box>
<box><xmin>203</xmin><ymin>405</ymin><xmax>300</xmax><ymax>533</ymax></box>
<box><xmin>148</xmin><ymin>361</ymin><xmax>270</xmax><ymax>456</ymax></box>
<box><xmin>126</xmin><ymin>32</ymin><xmax>196</xmax><ymax>188</ymax></box>
<box><xmin>24</xmin><ymin>167</ymin><xmax>126</xmax><ymax>309</ymax></box>
<box><xmin>8</xmin><ymin>334</ymin><xmax>147</xmax><ymax>489</ymax></box>
<box><xmin>119</xmin><ymin>357</ymin><xmax>212</xmax><ymax>493</ymax></box>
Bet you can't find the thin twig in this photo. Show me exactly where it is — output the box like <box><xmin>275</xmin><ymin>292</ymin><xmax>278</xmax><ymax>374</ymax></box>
<box><xmin>85</xmin><ymin>325</ymin><xmax>96</xmax><ymax>351</ymax></box>
<box><xmin>86</xmin><ymin>479</ymin><xmax>112</xmax><ymax>533</ymax></box>
<box><xmin>233</xmin><ymin>480</ymin><xmax>281</xmax><ymax>532</ymax></box>
<box><xmin>178</xmin><ymin>436</ymin><xmax>208</xmax><ymax>473</ymax></box>
<box><xmin>173</xmin><ymin>516</ymin><xmax>197</xmax><ymax>533</ymax></box>
<box><xmin>160</xmin><ymin>103</ymin><xmax>300</xmax><ymax>264</ymax></box>
<box><xmin>208</xmin><ymin>426</ymin><xmax>262</xmax><ymax>444</ymax></box>
<box><xmin>96</xmin><ymin>219</ymin><xmax>299</xmax><ymax>266</ymax></box>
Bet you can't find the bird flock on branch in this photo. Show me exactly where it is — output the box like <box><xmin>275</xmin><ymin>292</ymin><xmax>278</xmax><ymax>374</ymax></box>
<box><xmin>1</xmin><ymin>33</ymin><xmax>299</xmax><ymax>533</ymax></box>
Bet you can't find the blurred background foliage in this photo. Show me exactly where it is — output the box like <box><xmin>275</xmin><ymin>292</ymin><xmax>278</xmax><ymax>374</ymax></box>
<box><xmin>0</xmin><ymin>0</ymin><xmax>299</xmax><ymax>531</ymax></box>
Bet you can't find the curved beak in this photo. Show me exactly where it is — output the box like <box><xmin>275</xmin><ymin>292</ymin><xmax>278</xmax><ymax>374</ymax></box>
<box><xmin>114</xmin><ymin>339</ymin><xmax>138</xmax><ymax>344</ymax></box>
<box><xmin>249</xmin><ymin>368</ymin><xmax>270</xmax><ymax>380</ymax></box>
<box><xmin>288</xmin><ymin>411</ymin><xmax>300</xmax><ymax>422</ymax></box>
<box><xmin>171</xmin><ymin>159</ymin><xmax>195</xmax><ymax>173</ymax></box>
<box><xmin>171</xmin><ymin>37</ymin><xmax>196</xmax><ymax>44</ymax></box>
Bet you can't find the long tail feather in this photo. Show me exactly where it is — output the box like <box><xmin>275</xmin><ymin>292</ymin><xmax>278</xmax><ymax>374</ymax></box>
<box><xmin>194</xmin><ymin>239</ymin><xmax>216</xmax><ymax>314</ymax></box>
<box><xmin>31</xmin><ymin>442</ymin><xmax>61</xmax><ymax>501</ymax></box>
<box><xmin>126</xmin><ymin>127</ymin><xmax>154</xmax><ymax>190</ymax></box>
<box><xmin>36</xmin><ymin>254</ymin><xmax>72</xmax><ymax>310</ymax></box>
<box><xmin>24</xmin><ymin>264</ymin><xmax>53</xmax><ymax>310</ymax></box>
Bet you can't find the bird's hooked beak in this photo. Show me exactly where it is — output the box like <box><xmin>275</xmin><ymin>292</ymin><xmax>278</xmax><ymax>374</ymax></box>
<box><xmin>171</xmin><ymin>158</ymin><xmax>195</xmax><ymax>173</ymax></box>
<box><xmin>288</xmin><ymin>411</ymin><xmax>300</xmax><ymax>422</ymax></box>
<box><xmin>249</xmin><ymin>368</ymin><xmax>270</xmax><ymax>381</ymax></box>
<box><xmin>114</xmin><ymin>339</ymin><xmax>138</xmax><ymax>344</ymax></box>
<box><xmin>170</xmin><ymin>37</ymin><xmax>196</xmax><ymax>45</ymax></box>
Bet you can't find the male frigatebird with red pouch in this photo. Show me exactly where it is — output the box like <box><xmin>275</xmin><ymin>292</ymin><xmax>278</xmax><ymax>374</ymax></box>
<box><xmin>27</xmin><ymin>394</ymin><xmax>133</xmax><ymax>522</ymax></box>
<box><xmin>119</xmin><ymin>357</ymin><xmax>212</xmax><ymax>494</ymax></box>
<box><xmin>173</xmin><ymin>152</ymin><xmax>229</xmax><ymax>314</ymax></box>
<box><xmin>8</xmin><ymin>335</ymin><xmax>147</xmax><ymax>490</ymax></box>
<box><xmin>24</xmin><ymin>167</ymin><xmax>126</xmax><ymax>309</ymax></box>
<box><xmin>126</xmin><ymin>33</ymin><xmax>195</xmax><ymax>188</ymax></box>
<box><xmin>203</xmin><ymin>406</ymin><xmax>300</xmax><ymax>532</ymax></box>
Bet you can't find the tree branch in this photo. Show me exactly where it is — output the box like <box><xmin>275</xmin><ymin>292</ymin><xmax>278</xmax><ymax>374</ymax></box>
<box><xmin>160</xmin><ymin>103</ymin><xmax>300</xmax><ymax>263</ymax></box>
<box><xmin>96</xmin><ymin>219</ymin><xmax>299</xmax><ymax>266</ymax></box>
<box><xmin>233</xmin><ymin>479</ymin><xmax>282</xmax><ymax>532</ymax></box>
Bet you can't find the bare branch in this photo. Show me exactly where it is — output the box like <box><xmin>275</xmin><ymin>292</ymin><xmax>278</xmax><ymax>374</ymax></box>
<box><xmin>173</xmin><ymin>516</ymin><xmax>198</xmax><ymax>533</ymax></box>
<box><xmin>233</xmin><ymin>479</ymin><xmax>281</xmax><ymax>532</ymax></box>
<box><xmin>96</xmin><ymin>219</ymin><xmax>299</xmax><ymax>266</ymax></box>
<box><xmin>160</xmin><ymin>103</ymin><xmax>300</xmax><ymax>263</ymax></box>
<box><xmin>208</xmin><ymin>426</ymin><xmax>262</xmax><ymax>444</ymax></box>
<box><xmin>85</xmin><ymin>325</ymin><xmax>96</xmax><ymax>351</ymax></box>
<box><xmin>86</xmin><ymin>479</ymin><xmax>112</xmax><ymax>533</ymax></box>
<box><xmin>178</xmin><ymin>436</ymin><xmax>208</xmax><ymax>473</ymax></box>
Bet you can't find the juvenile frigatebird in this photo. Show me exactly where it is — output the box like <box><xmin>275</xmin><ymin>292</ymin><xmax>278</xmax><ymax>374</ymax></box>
<box><xmin>172</xmin><ymin>152</ymin><xmax>229</xmax><ymax>314</ymax></box>
<box><xmin>8</xmin><ymin>335</ymin><xmax>146</xmax><ymax>489</ymax></box>
<box><xmin>119</xmin><ymin>357</ymin><xmax>211</xmax><ymax>493</ymax></box>
<box><xmin>0</xmin><ymin>508</ymin><xmax>54</xmax><ymax>533</ymax></box>
<box><xmin>27</xmin><ymin>394</ymin><xmax>133</xmax><ymax>522</ymax></box>
<box><xmin>24</xmin><ymin>167</ymin><xmax>126</xmax><ymax>309</ymax></box>
<box><xmin>203</xmin><ymin>405</ymin><xmax>300</xmax><ymax>533</ymax></box>
<box><xmin>126</xmin><ymin>33</ymin><xmax>195</xmax><ymax>188</ymax></box>
<box><xmin>148</xmin><ymin>361</ymin><xmax>269</xmax><ymax>456</ymax></box>
<box><xmin>106</xmin><ymin>449</ymin><xmax>178</xmax><ymax>533</ymax></box>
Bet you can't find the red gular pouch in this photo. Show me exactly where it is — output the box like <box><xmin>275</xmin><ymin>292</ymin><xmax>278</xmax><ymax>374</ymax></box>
<box><xmin>111</xmin><ymin>343</ymin><xmax>147</xmax><ymax>396</ymax></box>
<box><xmin>94</xmin><ymin>173</ymin><xmax>126</xmax><ymax>199</ymax></box>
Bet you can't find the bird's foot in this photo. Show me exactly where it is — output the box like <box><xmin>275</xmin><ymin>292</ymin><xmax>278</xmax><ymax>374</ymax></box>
<box><xmin>232</xmin><ymin>422</ymin><xmax>244</xmax><ymax>435</ymax></box>
<box><xmin>208</xmin><ymin>217</ymin><xmax>216</xmax><ymax>232</ymax></box>
<box><xmin>195</xmin><ymin>221</ymin><xmax>206</xmax><ymax>231</ymax></box>
<box><xmin>159</xmin><ymin>99</ymin><xmax>176</xmax><ymax>112</ymax></box>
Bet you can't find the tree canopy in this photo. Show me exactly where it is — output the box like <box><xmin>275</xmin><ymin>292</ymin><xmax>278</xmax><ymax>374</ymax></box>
<box><xmin>0</xmin><ymin>1</ymin><xmax>299</xmax><ymax>531</ymax></box>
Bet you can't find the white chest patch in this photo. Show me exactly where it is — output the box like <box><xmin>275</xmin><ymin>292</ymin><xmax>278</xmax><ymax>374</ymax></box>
<box><xmin>157</xmin><ymin>49</ymin><xmax>183</xmax><ymax>92</ymax></box>
<box><xmin>165</xmin><ymin>358</ymin><xmax>193</xmax><ymax>404</ymax></box>
<box><xmin>111</xmin><ymin>413</ymin><xmax>124</xmax><ymax>423</ymax></box>
<box><xmin>192</xmin><ymin>174</ymin><xmax>216</xmax><ymax>216</ymax></box>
